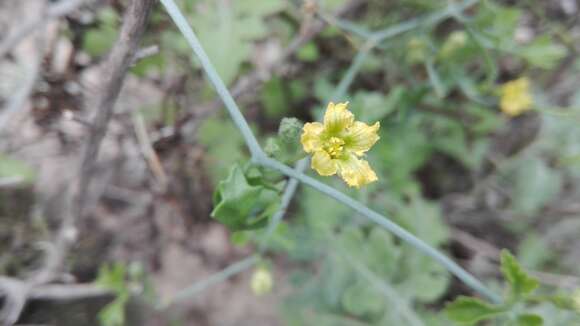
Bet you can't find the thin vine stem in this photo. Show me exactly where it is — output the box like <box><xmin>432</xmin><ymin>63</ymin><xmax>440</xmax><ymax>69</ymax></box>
<box><xmin>160</xmin><ymin>0</ymin><xmax>501</xmax><ymax>305</ymax></box>
<box><xmin>259</xmin><ymin>0</ymin><xmax>482</xmax><ymax>252</ymax></box>
<box><xmin>159</xmin><ymin>0</ymin><xmax>265</xmax><ymax>160</ymax></box>
<box><xmin>370</xmin><ymin>0</ymin><xmax>479</xmax><ymax>43</ymax></box>
<box><xmin>259</xmin><ymin>157</ymin><xmax>501</xmax><ymax>304</ymax></box>
<box><xmin>159</xmin><ymin>255</ymin><xmax>259</xmax><ymax>308</ymax></box>
<box><xmin>258</xmin><ymin>158</ymin><xmax>309</xmax><ymax>252</ymax></box>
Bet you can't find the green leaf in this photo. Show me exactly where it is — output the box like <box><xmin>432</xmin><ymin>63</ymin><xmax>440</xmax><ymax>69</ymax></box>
<box><xmin>302</xmin><ymin>186</ymin><xmax>350</xmax><ymax>231</ymax></box>
<box><xmin>500</xmin><ymin>250</ymin><xmax>539</xmax><ymax>300</ymax></box>
<box><xmin>320</xmin><ymin>255</ymin><xmax>353</xmax><ymax>307</ymax></box>
<box><xmin>82</xmin><ymin>8</ymin><xmax>119</xmax><ymax>57</ymax></box>
<box><xmin>445</xmin><ymin>296</ymin><xmax>506</xmax><ymax>324</ymax></box>
<box><xmin>341</xmin><ymin>279</ymin><xmax>385</xmax><ymax>318</ymax></box>
<box><xmin>397</xmin><ymin>195</ymin><xmax>449</xmax><ymax>246</ymax></box>
<box><xmin>198</xmin><ymin>117</ymin><xmax>246</xmax><ymax>183</ymax></box>
<box><xmin>511</xmin><ymin>158</ymin><xmax>562</xmax><ymax>215</ymax></box>
<box><xmin>516</xmin><ymin>314</ymin><xmax>543</xmax><ymax>326</ymax></box>
<box><xmin>0</xmin><ymin>154</ymin><xmax>35</xmax><ymax>183</ymax></box>
<box><xmin>350</xmin><ymin>89</ymin><xmax>401</xmax><ymax>122</ymax></box>
<box><xmin>96</xmin><ymin>263</ymin><xmax>129</xmax><ymax>326</ymax></box>
<box><xmin>517</xmin><ymin>233</ymin><xmax>551</xmax><ymax>269</ymax></box>
<box><xmin>474</xmin><ymin>3</ymin><xmax>520</xmax><ymax>50</ymax></box>
<box><xmin>192</xmin><ymin>0</ymin><xmax>286</xmax><ymax>84</ymax></box>
<box><xmin>402</xmin><ymin>258</ymin><xmax>450</xmax><ymax>303</ymax></box>
<box><xmin>98</xmin><ymin>292</ymin><xmax>128</xmax><ymax>326</ymax></box>
<box><xmin>365</xmin><ymin>228</ymin><xmax>399</xmax><ymax>277</ymax></box>
<box><xmin>375</xmin><ymin>120</ymin><xmax>432</xmax><ymax>193</ymax></box>
<box><xmin>519</xmin><ymin>36</ymin><xmax>567</xmax><ymax>69</ymax></box>
<box><xmin>211</xmin><ymin>164</ymin><xmax>280</xmax><ymax>231</ymax></box>
<box><xmin>83</xmin><ymin>26</ymin><xmax>117</xmax><ymax>57</ymax></box>
<box><xmin>96</xmin><ymin>263</ymin><xmax>126</xmax><ymax>292</ymax></box>
<box><xmin>530</xmin><ymin>294</ymin><xmax>578</xmax><ymax>311</ymax></box>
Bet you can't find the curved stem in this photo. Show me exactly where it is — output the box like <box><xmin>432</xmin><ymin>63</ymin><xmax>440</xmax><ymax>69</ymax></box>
<box><xmin>259</xmin><ymin>158</ymin><xmax>309</xmax><ymax>252</ymax></box>
<box><xmin>160</xmin><ymin>0</ymin><xmax>265</xmax><ymax>160</ymax></box>
<box><xmin>258</xmin><ymin>157</ymin><xmax>502</xmax><ymax>304</ymax></box>
<box><xmin>370</xmin><ymin>0</ymin><xmax>479</xmax><ymax>43</ymax></box>
<box><xmin>159</xmin><ymin>0</ymin><xmax>501</xmax><ymax>305</ymax></box>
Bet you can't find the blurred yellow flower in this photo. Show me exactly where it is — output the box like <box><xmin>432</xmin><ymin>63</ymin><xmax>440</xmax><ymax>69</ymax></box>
<box><xmin>500</xmin><ymin>77</ymin><xmax>533</xmax><ymax>117</ymax></box>
<box><xmin>301</xmin><ymin>102</ymin><xmax>380</xmax><ymax>188</ymax></box>
<box><xmin>251</xmin><ymin>267</ymin><xmax>273</xmax><ymax>296</ymax></box>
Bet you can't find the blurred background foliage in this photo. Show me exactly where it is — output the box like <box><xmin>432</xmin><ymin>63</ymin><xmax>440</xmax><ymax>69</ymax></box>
<box><xmin>2</xmin><ymin>0</ymin><xmax>580</xmax><ymax>325</ymax></box>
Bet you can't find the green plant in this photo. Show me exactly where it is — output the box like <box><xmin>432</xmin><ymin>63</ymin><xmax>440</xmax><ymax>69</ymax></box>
<box><xmin>445</xmin><ymin>250</ymin><xmax>579</xmax><ymax>325</ymax></box>
<box><xmin>151</xmin><ymin>0</ymin><xmax>579</xmax><ymax>323</ymax></box>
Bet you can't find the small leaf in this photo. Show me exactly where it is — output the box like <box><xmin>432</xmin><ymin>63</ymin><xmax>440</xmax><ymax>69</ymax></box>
<box><xmin>519</xmin><ymin>36</ymin><xmax>567</xmax><ymax>69</ymax></box>
<box><xmin>96</xmin><ymin>263</ymin><xmax>129</xmax><ymax>326</ymax></box>
<box><xmin>365</xmin><ymin>228</ymin><xmax>399</xmax><ymax>277</ymax></box>
<box><xmin>212</xmin><ymin>164</ymin><xmax>280</xmax><ymax>231</ymax></box>
<box><xmin>445</xmin><ymin>296</ymin><xmax>506</xmax><ymax>324</ymax></box>
<box><xmin>98</xmin><ymin>292</ymin><xmax>128</xmax><ymax>326</ymax></box>
<box><xmin>82</xmin><ymin>8</ymin><xmax>119</xmax><ymax>57</ymax></box>
<box><xmin>516</xmin><ymin>314</ymin><xmax>543</xmax><ymax>326</ymax></box>
<box><xmin>403</xmin><ymin>259</ymin><xmax>449</xmax><ymax>303</ymax></box>
<box><xmin>500</xmin><ymin>250</ymin><xmax>539</xmax><ymax>300</ymax></box>
<box><xmin>96</xmin><ymin>263</ymin><xmax>126</xmax><ymax>292</ymax></box>
<box><xmin>531</xmin><ymin>294</ymin><xmax>578</xmax><ymax>311</ymax></box>
<box><xmin>192</xmin><ymin>0</ymin><xmax>286</xmax><ymax>84</ymax></box>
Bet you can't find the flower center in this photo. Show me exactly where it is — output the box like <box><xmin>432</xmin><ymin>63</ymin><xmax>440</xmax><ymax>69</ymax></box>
<box><xmin>324</xmin><ymin>137</ymin><xmax>345</xmax><ymax>159</ymax></box>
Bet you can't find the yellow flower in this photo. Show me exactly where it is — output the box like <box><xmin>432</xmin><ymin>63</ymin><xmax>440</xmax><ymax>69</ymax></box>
<box><xmin>251</xmin><ymin>267</ymin><xmax>273</xmax><ymax>296</ymax></box>
<box><xmin>500</xmin><ymin>77</ymin><xmax>533</xmax><ymax>117</ymax></box>
<box><xmin>301</xmin><ymin>102</ymin><xmax>380</xmax><ymax>188</ymax></box>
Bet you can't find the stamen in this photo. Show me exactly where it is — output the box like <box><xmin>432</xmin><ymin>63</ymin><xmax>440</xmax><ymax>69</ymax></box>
<box><xmin>324</xmin><ymin>137</ymin><xmax>345</xmax><ymax>158</ymax></box>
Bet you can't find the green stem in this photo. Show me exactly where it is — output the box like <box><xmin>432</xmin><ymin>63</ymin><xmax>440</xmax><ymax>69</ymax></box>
<box><xmin>370</xmin><ymin>0</ymin><xmax>480</xmax><ymax>43</ymax></box>
<box><xmin>159</xmin><ymin>255</ymin><xmax>258</xmax><ymax>308</ymax></box>
<box><xmin>159</xmin><ymin>0</ymin><xmax>265</xmax><ymax>160</ymax></box>
<box><xmin>259</xmin><ymin>157</ymin><xmax>501</xmax><ymax>304</ymax></box>
<box><xmin>258</xmin><ymin>158</ymin><xmax>309</xmax><ymax>252</ymax></box>
<box><xmin>160</xmin><ymin>0</ymin><xmax>501</xmax><ymax>305</ymax></box>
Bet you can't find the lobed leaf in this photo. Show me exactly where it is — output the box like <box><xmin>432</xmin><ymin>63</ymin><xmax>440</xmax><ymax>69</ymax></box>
<box><xmin>500</xmin><ymin>250</ymin><xmax>540</xmax><ymax>300</ymax></box>
<box><xmin>445</xmin><ymin>296</ymin><xmax>506</xmax><ymax>324</ymax></box>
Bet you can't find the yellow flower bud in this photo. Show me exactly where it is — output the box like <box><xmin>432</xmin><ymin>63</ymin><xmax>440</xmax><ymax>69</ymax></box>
<box><xmin>251</xmin><ymin>267</ymin><xmax>273</xmax><ymax>296</ymax></box>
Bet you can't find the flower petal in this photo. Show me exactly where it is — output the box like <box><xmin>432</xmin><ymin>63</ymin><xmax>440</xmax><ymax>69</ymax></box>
<box><xmin>344</xmin><ymin>121</ymin><xmax>380</xmax><ymax>155</ymax></box>
<box><xmin>301</xmin><ymin>122</ymin><xmax>324</xmax><ymax>153</ymax></box>
<box><xmin>337</xmin><ymin>155</ymin><xmax>378</xmax><ymax>188</ymax></box>
<box><xmin>311</xmin><ymin>151</ymin><xmax>338</xmax><ymax>176</ymax></box>
<box><xmin>323</xmin><ymin>102</ymin><xmax>354</xmax><ymax>133</ymax></box>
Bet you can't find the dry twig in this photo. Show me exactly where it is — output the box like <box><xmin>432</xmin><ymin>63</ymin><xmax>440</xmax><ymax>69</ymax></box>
<box><xmin>0</xmin><ymin>1</ymin><xmax>154</xmax><ymax>324</ymax></box>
